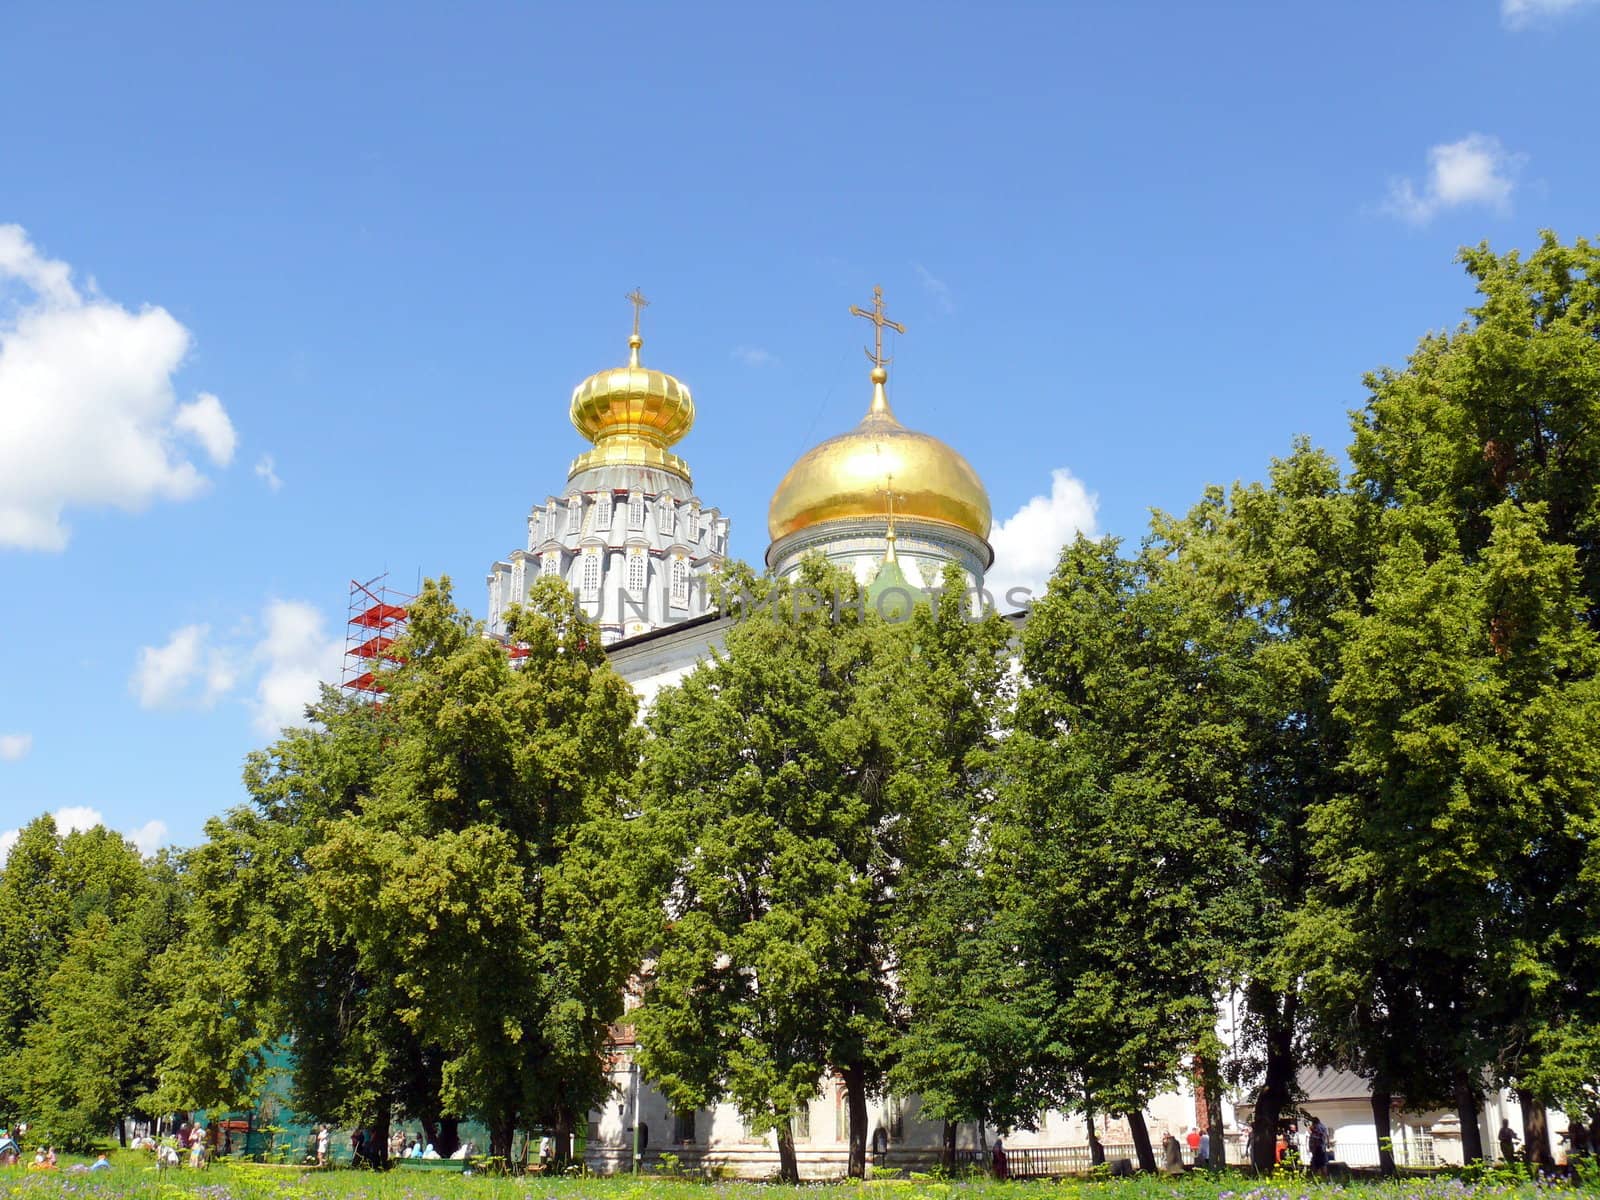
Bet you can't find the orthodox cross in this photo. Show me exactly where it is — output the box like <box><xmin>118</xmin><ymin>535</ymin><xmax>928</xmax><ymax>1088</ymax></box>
<box><xmin>850</xmin><ymin>285</ymin><xmax>905</xmax><ymax>369</ymax></box>
<box><xmin>626</xmin><ymin>287</ymin><xmax>650</xmax><ymax>338</ymax></box>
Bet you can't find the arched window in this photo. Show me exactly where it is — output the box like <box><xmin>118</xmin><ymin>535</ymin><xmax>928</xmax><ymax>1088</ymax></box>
<box><xmin>628</xmin><ymin>492</ymin><xmax>646</xmax><ymax>530</ymax></box>
<box><xmin>581</xmin><ymin>552</ymin><xmax>601</xmax><ymax>601</ymax></box>
<box><xmin>541</xmin><ymin>552</ymin><xmax>559</xmax><ymax>577</ymax></box>
<box><xmin>566</xmin><ymin>498</ymin><xmax>581</xmax><ymax>534</ymax></box>
<box><xmin>594</xmin><ymin>492</ymin><xmax>613</xmax><ymax>532</ymax></box>
<box><xmin>628</xmin><ymin>552</ymin><xmax>647</xmax><ymax>595</ymax></box>
<box><xmin>670</xmin><ymin>557</ymin><xmax>689</xmax><ymax>607</ymax></box>
<box><xmin>659</xmin><ymin>498</ymin><xmax>675</xmax><ymax>537</ymax></box>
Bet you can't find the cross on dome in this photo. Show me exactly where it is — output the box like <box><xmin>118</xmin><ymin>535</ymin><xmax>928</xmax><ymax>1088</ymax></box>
<box><xmin>850</xmin><ymin>285</ymin><xmax>905</xmax><ymax>373</ymax></box>
<box><xmin>625</xmin><ymin>287</ymin><xmax>650</xmax><ymax>366</ymax></box>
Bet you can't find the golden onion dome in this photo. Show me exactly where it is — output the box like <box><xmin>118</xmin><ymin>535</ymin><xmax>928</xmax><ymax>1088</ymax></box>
<box><xmin>768</xmin><ymin>365</ymin><xmax>992</xmax><ymax>542</ymax></box>
<box><xmin>568</xmin><ymin>307</ymin><xmax>696</xmax><ymax>483</ymax></box>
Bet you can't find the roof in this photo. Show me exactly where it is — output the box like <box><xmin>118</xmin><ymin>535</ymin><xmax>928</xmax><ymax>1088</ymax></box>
<box><xmin>1298</xmin><ymin>1067</ymin><xmax>1376</xmax><ymax>1103</ymax></box>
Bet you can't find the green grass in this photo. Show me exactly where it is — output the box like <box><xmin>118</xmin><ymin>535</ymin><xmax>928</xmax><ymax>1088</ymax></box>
<box><xmin>2</xmin><ymin>1158</ymin><xmax>1595</xmax><ymax>1200</ymax></box>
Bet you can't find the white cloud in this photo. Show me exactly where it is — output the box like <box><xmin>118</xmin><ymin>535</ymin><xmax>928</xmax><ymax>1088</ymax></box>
<box><xmin>0</xmin><ymin>805</ymin><xmax>170</xmax><ymax>864</ymax></box>
<box><xmin>1382</xmin><ymin>134</ymin><xmax>1522</xmax><ymax>225</ymax></box>
<box><xmin>0</xmin><ymin>732</ymin><xmax>32</xmax><ymax>761</ymax></box>
<box><xmin>130</xmin><ymin>623</ymin><xmax>238</xmax><ymax>710</ymax></box>
<box><xmin>129</xmin><ymin>599</ymin><xmax>343</xmax><ymax>734</ymax></box>
<box><xmin>126</xmin><ymin>819</ymin><xmax>169</xmax><ymax>857</ymax></box>
<box><xmin>987</xmin><ymin>467</ymin><xmax>1099</xmax><ymax>608</ymax></box>
<box><xmin>255</xmin><ymin>453</ymin><xmax>283</xmax><ymax>491</ymax></box>
<box><xmin>732</xmin><ymin>346</ymin><xmax>777</xmax><ymax>368</ymax></box>
<box><xmin>173</xmin><ymin>392</ymin><xmax>236</xmax><ymax>465</ymax></box>
<box><xmin>251</xmin><ymin>600</ymin><xmax>345</xmax><ymax>734</ymax></box>
<box><xmin>0</xmin><ymin>224</ymin><xmax>233</xmax><ymax>550</ymax></box>
<box><xmin>1502</xmin><ymin>0</ymin><xmax>1597</xmax><ymax>27</ymax></box>
<box><xmin>914</xmin><ymin>263</ymin><xmax>955</xmax><ymax>315</ymax></box>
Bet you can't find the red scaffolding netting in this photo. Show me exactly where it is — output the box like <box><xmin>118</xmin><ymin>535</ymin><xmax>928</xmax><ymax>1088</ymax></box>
<box><xmin>341</xmin><ymin>574</ymin><xmax>413</xmax><ymax>698</ymax></box>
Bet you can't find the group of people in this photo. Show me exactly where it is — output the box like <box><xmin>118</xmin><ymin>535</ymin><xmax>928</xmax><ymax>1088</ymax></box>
<box><xmin>1498</xmin><ymin>1115</ymin><xmax>1599</xmax><ymax>1175</ymax></box>
<box><xmin>0</xmin><ymin>1128</ymin><xmax>110</xmax><ymax>1173</ymax></box>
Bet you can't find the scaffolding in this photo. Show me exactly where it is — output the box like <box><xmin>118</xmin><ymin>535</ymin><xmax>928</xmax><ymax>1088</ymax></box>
<box><xmin>341</xmin><ymin>574</ymin><xmax>413</xmax><ymax>697</ymax></box>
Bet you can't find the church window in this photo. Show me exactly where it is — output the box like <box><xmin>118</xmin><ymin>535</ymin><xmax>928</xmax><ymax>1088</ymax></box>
<box><xmin>672</xmin><ymin>1109</ymin><xmax>696</xmax><ymax>1144</ymax></box>
<box><xmin>688</xmin><ymin>507</ymin><xmax>701</xmax><ymax>540</ymax></box>
<box><xmin>670</xmin><ymin>558</ymin><xmax>688</xmax><ymax>607</ymax></box>
<box><xmin>628</xmin><ymin>491</ymin><xmax>645</xmax><ymax>530</ymax></box>
<box><xmin>659</xmin><ymin>499</ymin><xmax>675</xmax><ymax>537</ymax></box>
<box><xmin>594</xmin><ymin>492</ymin><xmax>613</xmax><ymax>532</ymax></box>
<box><xmin>627</xmin><ymin>551</ymin><xmax>647</xmax><ymax>595</ymax></box>
<box><xmin>581</xmin><ymin>552</ymin><xmax>601</xmax><ymax>602</ymax></box>
<box><xmin>566</xmin><ymin>499</ymin><xmax>581</xmax><ymax>534</ymax></box>
<box><xmin>793</xmin><ymin>1104</ymin><xmax>811</xmax><ymax>1143</ymax></box>
<box><xmin>541</xmin><ymin>552</ymin><xmax>559</xmax><ymax>577</ymax></box>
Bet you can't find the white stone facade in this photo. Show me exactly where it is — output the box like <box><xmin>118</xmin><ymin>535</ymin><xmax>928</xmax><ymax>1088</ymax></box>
<box><xmin>487</xmin><ymin>463</ymin><xmax>726</xmax><ymax>645</ymax></box>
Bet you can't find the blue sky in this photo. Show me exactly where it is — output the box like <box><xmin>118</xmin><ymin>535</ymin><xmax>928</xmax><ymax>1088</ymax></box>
<box><xmin>2</xmin><ymin>0</ymin><xmax>1597</xmax><ymax>853</ymax></box>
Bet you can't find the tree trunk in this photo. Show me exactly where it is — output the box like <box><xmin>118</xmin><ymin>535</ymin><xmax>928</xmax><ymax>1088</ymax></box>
<box><xmin>941</xmin><ymin>1120</ymin><xmax>956</xmax><ymax>1172</ymax></box>
<box><xmin>1453</xmin><ymin>1071</ymin><xmax>1484</xmax><ymax>1164</ymax></box>
<box><xmin>118</xmin><ymin>1118</ymin><xmax>127</xmax><ymax>1148</ymax></box>
<box><xmin>777</xmin><ymin>1120</ymin><xmax>799</xmax><ymax>1183</ymax></box>
<box><xmin>1518</xmin><ymin>1089</ymin><xmax>1551</xmax><ymax>1174</ymax></box>
<box><xmin>1087</xmin><ymin>1118</ymin><xmax>1105</xmax><ymax>1166</ymax></box>
<box><xmin>1247</xmin><ymin>986</ymin><xmax>1296</xmax><ymax>1172</ymax></box>
<box><xmin>1127</xmin><ymin>1110</ymin><xmax>1156</xmax><ymax>1174</ymax></box>
<box><xmin>842</xmin><ymin>1063</ymin><xmax>868</xmax><ymax>1179</ymax></box>
<box><xmin>1371</xmin><ymin>1087</ymin><xmax>1396</xmax><ymax>1177</ymax></box>
<box><xmin>436</xmin><ymin>1117</ymin><xmax>461</xmax><ymax>1159</ymax></box>
<box><xmin>489</xmin><ymin>1115</ymin><xmax>516</xmax><ymax>1164</ymax></box>
<box><xmin>1200</xmin><ymin>1056</ymin><xmax>1226</xmax><ymax>1170</ymax></box>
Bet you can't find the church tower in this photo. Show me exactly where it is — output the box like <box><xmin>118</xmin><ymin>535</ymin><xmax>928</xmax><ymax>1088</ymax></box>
<box><xmin>766</xmin><ymin>287</ymin><xmax>993</xmax><ymax>589</ymax></box>
<box><xmin>487</xmin><ymin>292</ymin><xmax>727</xmax><ymax>643</ymax></box>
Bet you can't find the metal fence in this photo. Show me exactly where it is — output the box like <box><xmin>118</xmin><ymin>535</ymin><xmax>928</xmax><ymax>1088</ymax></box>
<box><xmin>952</xmin><ymin>1144</ymin><xmax>1141</xmax><ymax>1177</ymax></box>
<box><xmin>1328</xmin><ymin>1134</ymin><xmax>1436</xmax><ymax>1169</ymax></box>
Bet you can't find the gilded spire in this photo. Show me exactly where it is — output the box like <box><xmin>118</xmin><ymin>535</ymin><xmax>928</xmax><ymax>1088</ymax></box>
<box><xmin>849</xmin><ymin>286</ymin><xmax>905</xmax><ymax>419</ymax></box>
<box><xmin>881</xmin><ymin>475</ymin><xmax>904</xmax><ymax>563</ymax></box>
<box><xmin>625</xmin><ymin>287</ymin><xmax>650</xmax><ymax>367</ymax></box>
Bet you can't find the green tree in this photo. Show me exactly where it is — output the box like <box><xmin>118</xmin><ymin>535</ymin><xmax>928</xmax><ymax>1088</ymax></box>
<box><xmin>998</xmin><ymin>534</ymin><xmax>1255</xmax><ymax>1172</ymax></box>
<box><xmin>1343</xmin><ymin>233</ymin><xmax>1600</xmax><ymax>1158</ymax></box>
<box><xmin>307</xmin><ymin>575</ymin><xmax>643</xmax><ymax>1162</ymax></box>
<box><xmin>887</xmin><ymin>566</ymin><xmax>1042</xmax><ymax>1163</ymax></box>
<box><xmin>0</xmin><ymin>819</ymin><xmax>173</xmax><ymax>1141</ymax></box>
<box><xmin>1167</xmin><ymin>443</ymin><xmax>1373</xmax><ymax>1171</ymax></box>
<box><xmin>632</xmin><ymin>561</ymin><xmax>923</xmax><ymax>1180</ymax></box>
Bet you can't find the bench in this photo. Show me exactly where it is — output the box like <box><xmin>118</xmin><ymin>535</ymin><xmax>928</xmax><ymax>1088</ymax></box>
<box><xmin>395</xmin><ymin>1158</ymin><xmax>471</xmax><ymax>1173</ymax></box>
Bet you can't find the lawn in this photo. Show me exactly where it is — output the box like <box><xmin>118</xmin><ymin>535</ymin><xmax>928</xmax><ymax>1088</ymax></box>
<box><xmin>2</xmin><ymin>1160</ymin><xmax>1596</xmax><ymax>1200</ymax></box>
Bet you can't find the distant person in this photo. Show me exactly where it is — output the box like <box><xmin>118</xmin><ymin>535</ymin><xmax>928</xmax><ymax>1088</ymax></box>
<box><xmin>90</xmin><ymin>1154</ymin><xmax>111</xmax><ymax>1172</ymax></box>
<box><xmin>1162</xmin><ymin>1132</ymin><xmax>1185</xmax><ymax>1174</ymax></box>
<box><xmin>316</xmin><ymin>1125</ymin><xmax>329</xmax><ymax>1167</ymax></box>
<box><xmin>1186</xmin><ymin>1127</ymin><xmax>1201</xmax><ymax>1159</ymax></box>
<box><xmin>1499</xmin><ymin>1119</ymin><xmax>1520</xmax><ymax>1164</ymax></box>
<box><xmin>1198</xmin><ymin>1129</ymin><xmax>1211</xmax><ymax>1167</ymax></box>
<box><xmin>422</xmin><ymin>1143</ymin><xmax>440</xmax><ymax>1160</ymax></box>
<box><xmin>0</xmin><ymin>1129</ymin><xmax>18</xmax><ymax>1166</ymax></box>
<box><xmin>991</xmin><ymin>1137</ymin><xmax>1008</xmax><ymax>1180</ymax></box>
<box><xmin>1307</xmin><ymin>1117</ymin><xmax>1327</xmax><ymax>1171</ymax></box>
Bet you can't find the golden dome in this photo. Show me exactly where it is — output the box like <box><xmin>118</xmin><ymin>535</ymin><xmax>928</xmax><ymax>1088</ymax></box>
<box><xmin>768</xmin><ymin>366</ymin><xmax>992</xmax><ymax>542</ymax></box>
<box><xmin>568</xmin><ymin>310</ymin><xmax>696</xmax><ymax>483</ymax></box>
